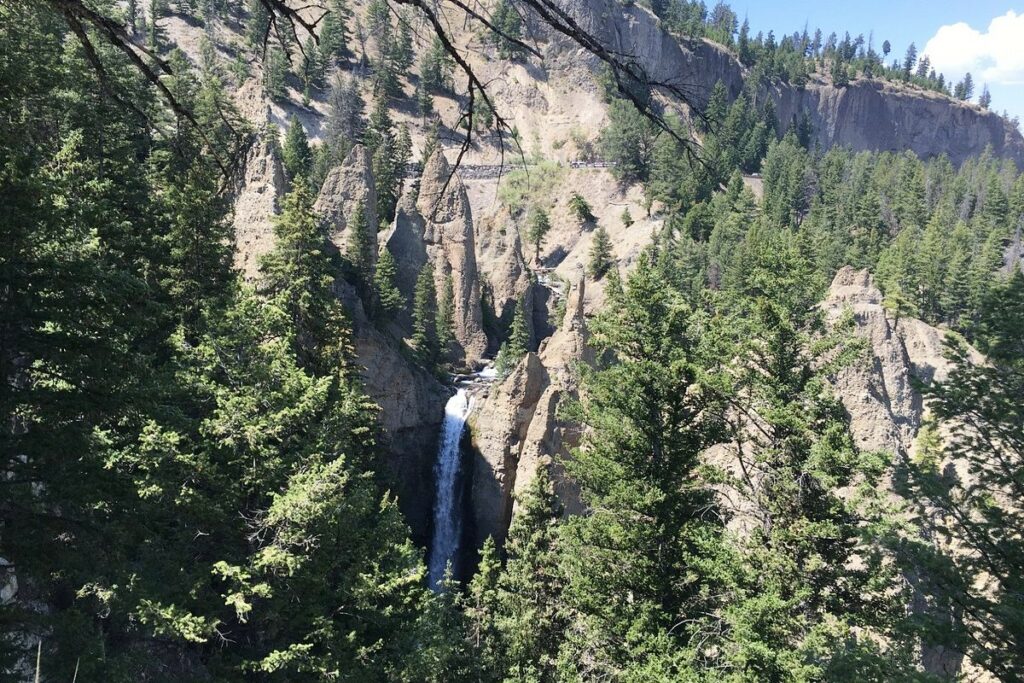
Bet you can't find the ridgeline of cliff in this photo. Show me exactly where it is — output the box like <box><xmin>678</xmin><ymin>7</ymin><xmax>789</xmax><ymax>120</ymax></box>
<box><xmin>552</xmin><ymin>0</ymin><xmax>1024</xmax><ymax>166</ymax></box>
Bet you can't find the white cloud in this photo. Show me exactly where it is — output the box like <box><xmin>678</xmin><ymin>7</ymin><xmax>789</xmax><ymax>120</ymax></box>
<box><xmin>922</xmin><ymin>11</ymin><xmax>1024</xmax><ymax>87</ymax></box>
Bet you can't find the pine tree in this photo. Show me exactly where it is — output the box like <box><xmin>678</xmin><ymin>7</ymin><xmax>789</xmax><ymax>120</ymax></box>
<box><xmin>319</xmin><ymin>1</ymin><xmax>349</xmax><ymax>65</ymax></box>
<box><xmin>527</xmin><ymin>208</ymin><xmax>551</xmax><ymax>262</ymax></box>
<box><xmin>346</xmin><ymin>199</ymin><xmax>374</xmax><ymax>294</ymax></box>
<box><xmin>979</xmin><ymin>84</ymin><xmax>992</xmax><ymax>109</ymax></box>
<box><xmin>260</xmin><ymin>184</ymin><xmax>351</xmax><ymax>371</ymax></box>
<box><xmin>568</xmin><ymin>192</ymin><xmax>595</xmax><ymax>223</ymax></box>
<box><xmin>463</xmin><ymin>538</ymin><xmax>506</xmax><ymax>680</ymax></box>
<box><xmin>300</xmin><ymin>36</ymin><xmax>325</xmax><ymax>92</ymax></box>
<box><xmin>325</xmin><ymin>73</ymin><xmax>365</xmax><ymax>154</ymax></box>
<box><xmin>412</xmin><ymin>263</ymin><xmax>439</xmax><ymax>365</ymax></box>
<box><xmin>588</xmin><ymin>225</ymin><xmax>613</xmax><ymax>279</ymax></box>
<box><xmin>246</xmin><ymin>0</ymin><xmax>270</xmax><ymax>50</ymax></box>
<box><xmin>491</xmin><ymin>0</ymin><xmax>524</xmax><ymax>60</ymax></box>
<box><xmin>902</xmin><ymin>42</ymin><xmax>917</xmax><ymax>77</ymax></box>
<box><xmin>556</xmin><ymin>253</ymin><xmax>727</xmax><ymax>677</ymax></box>
<box><xmin>600</xmin><ymin>99</ymin><xmax>658</xmax><ymax>185</ymax></box>
<box><xmin>392</xmin><ymin>12</ymin><xmax>415</xmax><ymax>71</ymax></box>
<box><xmin>420</xmin><ymin>36</ymin><xmax>453</xmax><ymax>94</ymax></box>
<box><xmin>495</xmin><ymin>468</ymin><xmax>566</xmax><ymax>680</ymax></box>
<box><xmin>436</xmin><ymin>272</ymin><xmax>456</xmax><ymax>359</ymax></box>
<box><xmin>281</xmin><ymin>116</ymin><xmax>313</xmax><ymax>182</ymax></box>
<box><xmin>494</xmin><ymin>296</ymin><xmax>529</xmax><ymax>378</ymax></box>
<box><xmin>263</xmin><ymin>43</ymin><xmax>288</xmax><ymax>101</ymax></box>
<box><xmin>416</xmin><ymin>80</ymin><xmax>434</xmax><ymax>119</ymax></box>
<box><xmin>621</xmin><ymin>207</ymin><xmax>634</xmax><ymax>228</ymax></box>
<box><xmin>373</xmin><ymin>247</ymin><xmax>404</xmax><ymax>320</ymax></box>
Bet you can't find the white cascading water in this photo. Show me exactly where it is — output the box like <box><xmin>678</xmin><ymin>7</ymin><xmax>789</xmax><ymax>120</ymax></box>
<box><xmin>428</xmin><ymin>388</ymin><xmax>474</xmax><ymax>590</ymax></box>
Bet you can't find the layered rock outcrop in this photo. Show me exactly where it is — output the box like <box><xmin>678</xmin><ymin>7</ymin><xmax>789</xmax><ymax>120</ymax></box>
<box><xmin>551</xmin><ymin>0</ymin><xmax>1024</xmax><ymax>166</ymax></box>
<box><xmin>821</xmin><ymin>266</ymin><xmax>978</xmax><ymax>460</ymax></box>
<box><xmin>466</xmin><ymin>276</ymin><xmax>590</xmax><ymax>547</ymax></box>
<box><xmin>353</xmin><ymin>321</ymin><xmax>448</xmax><ymax>543</ymax></box>
<box><xmin>384</xmin><ymin>151</ymin><xmax>488</xmax><ymax>364</ymax></box>
<box><xmin>314</xmin><ymin>144</ymin><xmax>379</xmax><ymax>267</ymax></box>
<box><xmin>232</xmin><ymin>132</ymin><xmax>285</xmax><ymax>280</ymax></box>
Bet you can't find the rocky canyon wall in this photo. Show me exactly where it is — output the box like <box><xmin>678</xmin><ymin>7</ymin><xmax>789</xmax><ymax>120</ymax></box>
<box><xmin>551</xmin><ymin>0</ymin><xmax>1024</xmax><ymax>166</ymax></box>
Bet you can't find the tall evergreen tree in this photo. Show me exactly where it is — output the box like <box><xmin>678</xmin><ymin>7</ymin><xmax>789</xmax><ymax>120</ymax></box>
<box><xmin>556</xmin><ymin>253</ymin><xmax>727</xmax><ymax>678</ymax></box>
<box><xmin>588</xmin><ymin>225</ymin><xmax>613</xmax><ymax>279</ymax></box>
<box><xmin>373</xmin><ymin>247</ymin><xmax>404</xmax><ymax>320</ymax></box>
<box><xmin>901</xmin><ymin>269</ymin><xmax>1024</xmax><ymax>681</ymax></box>
<box><xmin>494</xmin><ymin>296</ymin><xmax>530</xmax><ymax>378</ymax></box>
<box><xmin>346</xmin><ymin>199</ymin><xmax>374</xmax><ymax>295</ymax></box>
<box><xmin>437</xmin><ymin>272</ymin><xmax>456</xmax><ymax>359</ymax></box>
<box><xmin>412</xmin><ymin>263</ymin><xmax>439</xmax><ymax>365</ymax></box>
<box><xmin>281</xmin><ymin>116</ymin><xmax>313</xmax><ymax>183</ymax></box>
<box><xmin>527</xmin><ymin>208</ymin><xmax>551</xmax><ymax>262</ymax></box>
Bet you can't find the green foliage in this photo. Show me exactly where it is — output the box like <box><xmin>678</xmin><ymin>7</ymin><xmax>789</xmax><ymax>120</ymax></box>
<box><xmin>620</xmin><ymin>206</ymin><xmax>634</xmax><ymax>228</ymax></box>
<box><xmin>567</xmin><ymin>191</ymin><xmax>595</xmax><ymax>223</ymax></box>
<box><xmin>281</xmin><ymin>116</ymin><xmax>312</xmax><ymax>182</ymax></box>
<box><xmin>556</xmin><ymin>253</ymin><xmax>728</xmax><ymax>678</ymax></box>
<box><xmin>0</xmin><ymin>11</ymin><xmax>461</xmax><ymax>678</ymax></box>
<box><xmin>245</xmin><ymin>0</ymin><xmax>270</xmax><ymax>51</ymax></box>
<box><xmin>462</xmin><ymin>469</ymin><xmax>566</xmax><ymax>680</ymax></box>
<box><xmin>420</xmin><ymin>36</ymin><xmax>454</xmax><ymax>94</ymax></box>
<box><xmin>412</xmin><ymin>263</ymin><xmax>439</xmax><ymax>366</ymax></box>
<box><xmin>899</xmin><ymin>270</ymin><xmax>1024</xmax><ymax>681</ymax></box>
<box><xmin>435</xmin><ymin>272</ymin><xmax>457</xmax><ymax>360</ymax></box>
<box><xmin>494</xmin><ymin>296</ymin><xmax>529</xmax><ymax>378</ymax></box>
<box><xmin>345</xmin><ymin>199</ymin><xmax>374</xmax><ymax>296</ymax></box>
<box><xmin>263</xmin><ymin>43</ymin><xmax>288</xmax><ymax>101</ymax></box>
<box><xmin>694</xmin><ymin>239</ymin><xmax>918</xmax><ymax>679</ymax></box>
<box><xmin>299</xmin><ymin>36</ymin><xmax>324</xmax><ymax>93</ymax></box>
<box><xmin>600</xmin><ymin>99</ymin><xmax>658</xmax><ymax>185</ymax></box>
<box><xmin>527</xmin><ymin>207</ymin><xmax>552</xmax><ymax>260</ymax></box>
<box><xmin>325</xmin><ymin>72</ymin><xmax>365</xmax><ymax>157</ymax></box>
<box><xmin>365</xmin><ymin>97</ymin><xmax>410</xmax><ymax>224</ymax></box>
<box><xmin>587</xmin><ymin>225</ymin><xmax>613</xmax><ymax>279</ymax></box>
<box><xmin>319</xmin><ymin>1</ymin><xmax>350</xmax><ymax>64</ymax></box>
<box><xmin>260</xmin><ymin>184</ymin><xmax>351</xmax><ymax>372</ymax></box>
<box><xmin>373</xmin><ymin>247</ymin><xmax>404</xmax><ymax>320</ymax></box>
<box><xmin>496</xmin><ymin>161</ymin><xmax>564</xmax><ymax>216</ymax></box>
<box><xmin>490</xmin><ymin>0</ymin><xmax>525</xmax><ymax>60</ymax></box>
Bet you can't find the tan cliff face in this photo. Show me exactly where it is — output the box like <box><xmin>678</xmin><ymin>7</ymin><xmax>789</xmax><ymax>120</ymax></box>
<box><xmin>314</xmin><ymin>144</ymin><xmax>379</xmax><ymax>268</ymax></box>
<box><xmin>205</xmin><ymin>0</ymin><xmax>1013</xmax><ymax>568</ymax></box>
<box><xmin>550</xmin><ymin>0</ymin><xmax>1024</xmax><ymax>167</ymax></box>
<box><xmin>415</xmin><ymin>151</ymin><xmax>489</xmax><ymax>363</ymax></box>
<box><xmin>821</xmin><ymin>266</ymin><xmax>982</xmax><ymax>461</ymax></box>
<box><xmin>466</xmin><ymin>276</ymin><xmax>591</xmax><ymax>547</ymax></box>
<box><xmin>232</xmin><ymin>132</ymin><xmax>286</xmax><ymax>281</ymax></box>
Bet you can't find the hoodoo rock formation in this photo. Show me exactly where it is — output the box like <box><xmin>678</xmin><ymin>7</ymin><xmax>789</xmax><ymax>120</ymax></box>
<box><xmin>418</xmin><ymin>151</ymin><xmax>489</xmax><ymax>362</ymax></box>
<box><xmin>467</xmin><ymin>276</ymin><xmax>591</xmax><ymax>547</ymax></box>
<box><xmin>314</xmin><ymin>144</ymin><xmax>379</xmax><ymax>267</ymax></box>
<box><xmin>232</xmin><ymin>132</ymin><xmax>286</xmax><ymax>281</ymax></box>
<box><xmin>822</xmin><ymin>267</ymin><xmax>981</xmax><ymax>461</ymax></box>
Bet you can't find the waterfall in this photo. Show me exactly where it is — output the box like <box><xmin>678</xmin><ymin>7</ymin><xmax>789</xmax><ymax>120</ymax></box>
<box><xmin>428</xmin><ymin>388</ymin><xmax>473</xmax><ymax>590</ymax></box>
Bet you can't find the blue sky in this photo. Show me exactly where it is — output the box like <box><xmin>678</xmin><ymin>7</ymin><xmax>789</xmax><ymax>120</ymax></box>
<box><xmin>729</xmin><ymin>1</ymin><xmax>1024</xmax><ymax>125</ymax></box>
